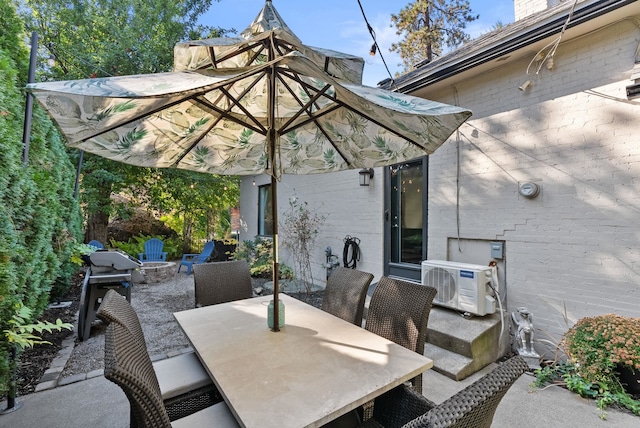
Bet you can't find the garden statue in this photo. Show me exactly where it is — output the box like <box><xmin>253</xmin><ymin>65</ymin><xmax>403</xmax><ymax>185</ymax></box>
<box><xmin>512</xmin><ymin>307</ymin><xmax>539</xmax><ymax>358</ymax></box>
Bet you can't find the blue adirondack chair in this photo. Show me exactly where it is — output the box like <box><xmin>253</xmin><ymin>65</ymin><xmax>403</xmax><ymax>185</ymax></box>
<box><xmin>178</xmin><ymin>241</ymin><xmax>215</xmax><ymax>275</ymax></box>
<box><xmin>87</xmin><ymin>240</ymin><xmax>104</xmax><ymax>249</ymax></box>
<box><xmin>138</xmin><ymin>238</ymin><xmax>167</xmax><ymax>262</ymax></box>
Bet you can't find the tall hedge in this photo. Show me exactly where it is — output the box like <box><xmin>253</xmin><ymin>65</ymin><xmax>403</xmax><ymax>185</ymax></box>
<box><xmin>0</xmin><ymin>0</ymin><xmax>83</xmax><ymax>396</ymax></box>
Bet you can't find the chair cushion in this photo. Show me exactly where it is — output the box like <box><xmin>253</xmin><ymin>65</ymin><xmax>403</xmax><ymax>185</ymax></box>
<box><xmin>171</xmin><ymin>401</ymin><xmax>240</xmax><ymax>428</ymax></box>
<box><xmin>155</xmin><ymin>352</ymin><xmax>213</xmax><ymax>400</ymax></box>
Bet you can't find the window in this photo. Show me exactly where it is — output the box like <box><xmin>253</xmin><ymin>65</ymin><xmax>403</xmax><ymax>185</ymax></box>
<box><xmin>258</xmin><ymin>184</ymin><xmax>273</xmax><ymax>236</ymax></box>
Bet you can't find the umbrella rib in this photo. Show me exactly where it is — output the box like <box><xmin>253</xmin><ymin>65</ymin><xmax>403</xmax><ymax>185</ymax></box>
<box><xmin>273</xmin><ymin>38</ymin><xmax>296</xmax><ymax>57</ymax></box>
<box><xmin>272</xmin><ymin>72</ymin><xmax>356</xmax><ymax>168</ymax></box>
<box><xmin>209</xmin><ymin>42</ymin><xmax>263</xmax><ymax>67</ymax></box>
<box><xmin>169</xmin><ymin>110</ymin><xmax>225</xmax><ymax>167</ymax></box>
<box><xmin>196</xmin><ymin>96</ymin><xmax>265</xmax><ymax>135</ymax></box>
<box><xmin>76</xmin><ymin>93</ymin><xmax>205</xmax><ymax>143</ymax></box>
<box><xmin>194</xmin><ymin>69</ymin><xmax>269</xmax><ymax>134</ymax></box>
<box><xmin>207</xmin><ymin>46</ymin><xmax>218</xmax><ymax>69</ymax></box>
<box><xmin>221</xmin><ymin>86</ymin><xmax>267</xmax><ymax>133</ymax></box>
<box><xmin>276</xmin><ymin>67</ymin><xmax>334</xmax><ymax>118</ymax></box>
<box><xmin>211</xmin><ymin>37</ymin><xmax>293</xmax><ymax>68</ymax></box>
<box><xmin>279</xmin><ymin>67</ymin><xmax>424</xmax><ymax>150</ymax></box>
<box><xmin>277</xmin><ymin>79</ymin><xmax>334</xmax><ymax>131</ymax></box>
<box><xmin>338</xmin><ymin>102</ymin><xmax>423</xmax><ymax>149</ymax></box>
<box><xmin>243</xmin><ymin>45</ymin><xmax>265</xmax><ymax>67</ymax></box>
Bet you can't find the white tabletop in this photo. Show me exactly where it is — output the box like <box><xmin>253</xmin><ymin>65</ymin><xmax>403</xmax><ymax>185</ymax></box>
<box><xmin>174</xmin><ymin>294</ymin><xmax>433</xmax><ymax>428</ymax></box>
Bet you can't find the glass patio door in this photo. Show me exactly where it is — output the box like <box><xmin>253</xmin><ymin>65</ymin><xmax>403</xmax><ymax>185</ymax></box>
<box><xmin>384</xmin><ymin>158</ymin><xmax>427</xmax><ymax>281</ymax></box>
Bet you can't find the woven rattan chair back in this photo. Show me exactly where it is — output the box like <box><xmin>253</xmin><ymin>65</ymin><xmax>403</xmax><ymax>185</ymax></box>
<box><xmin>367</xmin><ymin>356</ymin><xmax>529</xmax><ymax>428</ymax></box>
<box><xmin>321</xmin><ymin>267</ymin><xmax>374</xmax><ymax>326</ymax></box>
<box><xmin>194</xmin><ymin>261</ymin><xmax>253</xmax><ymax>307</ymax></box>
<box><xmin>365</xmin><ymin>276</ymin><xmax>437</xmax><ymax>392</ymax></box>
<box><xmin>104</xmin><ymin>322</ymin><xmax>170</xmax><ymax>428</ymax></box>
<box><xmin>97</xmin><ymin>289</ymin><xmax>147</xmax><ymax>350</ymax></box>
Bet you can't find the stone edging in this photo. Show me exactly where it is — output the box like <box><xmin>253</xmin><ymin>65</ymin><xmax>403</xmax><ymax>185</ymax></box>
<box><xmin>34</xmin><ymin>310</ymin><xmax>194</xmax><ymax>392</ymax></box>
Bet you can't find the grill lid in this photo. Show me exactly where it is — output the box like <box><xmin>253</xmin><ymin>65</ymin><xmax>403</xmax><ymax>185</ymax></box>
<box><xmin>89</xmin><ymin>250</ymin><xmax>143</xmax><ymax>270</ymax></box>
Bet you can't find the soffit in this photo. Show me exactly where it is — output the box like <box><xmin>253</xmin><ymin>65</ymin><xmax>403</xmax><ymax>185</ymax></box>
<box><xmin>382</xmin><ymin>0</ymin><xmax>640</xmax><ymax>96</ymax></box>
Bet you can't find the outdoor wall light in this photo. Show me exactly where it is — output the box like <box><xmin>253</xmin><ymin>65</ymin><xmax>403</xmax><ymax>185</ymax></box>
<box><xmin>519</xmin><ymin>80</ymin><xmax>532</xmax><ymax>91</ymax></box>
<box><xmin>359</xmin><ymin>168</ymin><xmax>374</xmax><ymax>186</ymax></box>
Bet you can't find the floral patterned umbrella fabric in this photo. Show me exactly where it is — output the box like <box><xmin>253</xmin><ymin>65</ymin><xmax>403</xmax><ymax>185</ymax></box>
<box><xmin>27</xmin><ymin>52</ymin><xmax>470</xmax><ymax>176</ymax></box>
<box><xmin>174</xmin><ymin>0</ymin><xmax>365</xmax><ymax>85</ymax></box>
<box><xmin>26</xmin><ymin>0</ymin><xmax>472</xmax><ymax>331</ymax></box>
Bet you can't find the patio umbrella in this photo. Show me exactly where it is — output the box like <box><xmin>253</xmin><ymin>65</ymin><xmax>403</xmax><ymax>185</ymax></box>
<box><xmin>26</xmin><ymin>0</ymin><xmax>472</xmax><ymax>331</ymax></box>
<box><xmin>173</xmin><ymin>0</ymin><xmax>365</xmax><ymax>85</ymax></box>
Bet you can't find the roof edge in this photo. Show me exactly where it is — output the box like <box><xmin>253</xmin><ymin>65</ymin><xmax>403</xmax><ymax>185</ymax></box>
<box><xmin>383</xmin><ymin>0</ymin><xmax>637</xmax><ymax>92</ymax></box>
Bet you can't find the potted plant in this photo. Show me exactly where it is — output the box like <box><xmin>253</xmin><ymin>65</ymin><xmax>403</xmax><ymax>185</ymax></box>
<box><xmin>564</xmin><ymin>314</ymin><xmax>640</xmax><ymax>395</ymax></box>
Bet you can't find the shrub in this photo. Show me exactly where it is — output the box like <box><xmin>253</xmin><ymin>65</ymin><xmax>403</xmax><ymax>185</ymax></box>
<box><xmin>109</xmin><ymin>235</ymin><xmax>182</xmax><ymax>261</ymax></box>
<box><xmin>232</xmin><ymin>236</ymin><xmax>293</xmax><ymax>280</ymax></box>
<box><xmin>280</xmin><ymin>197</ymin><xmax>326</xmax><ymax>292</ymax></box>
<box><xmin>564</xmin><ymin>314</ymin><xmax>640</xmax><ymax>389</ymax></box>
<box><xmin>0</xmin><ymin>0</ymin><xmax>83</xmax><ymax>397</ymax></box>
<box><xmin>534</xmin><ymin>314</ymin><xmax>640</xmax><ymax>418</ymax></box>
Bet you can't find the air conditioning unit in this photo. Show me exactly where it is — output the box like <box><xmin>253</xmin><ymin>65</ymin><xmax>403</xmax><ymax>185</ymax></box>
<box><xmin>421</xmin><ymin>260</ymin><xmax>496</xmax><ymax>316</ymax></box>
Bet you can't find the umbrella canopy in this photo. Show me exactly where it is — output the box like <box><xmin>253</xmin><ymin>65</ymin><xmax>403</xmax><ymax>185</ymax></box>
<box><xmin>174</xmin><ymin>0</ymin><xmax>365</xmax><ymax>85</ymax></box>
<box><xmin>27</xmin><ymin>0</ymin><xmax>472</xmax><ymax>331</ymax></box>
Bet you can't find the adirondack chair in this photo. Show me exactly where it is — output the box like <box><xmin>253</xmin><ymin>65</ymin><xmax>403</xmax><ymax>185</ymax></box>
<box><xmin>138</xmin><ymin>238</ymin><xmax>167</xmax><ymax>262</ymax></box>
<box><xmin>178</xmin><ymin>241</ymin><xmax>215</xmax><ymax>275</ymax></box>
<box><xmin>87</xmin><ymin>240</ymin><xmax>104</xmax><ymax>249</ymax></box>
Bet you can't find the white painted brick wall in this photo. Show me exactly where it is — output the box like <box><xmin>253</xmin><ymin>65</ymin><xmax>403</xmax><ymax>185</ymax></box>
<box><xmin>240</xmin><ymin>170</ymin><xmax>385</xmax><ymax>288</ymax></box>
<box><xmin>426</xmin><ymin>19</ymin><xmax>640</xmax><ymax>349</ymax></box>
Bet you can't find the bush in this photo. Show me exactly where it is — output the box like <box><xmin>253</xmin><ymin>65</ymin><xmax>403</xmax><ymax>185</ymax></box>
<box><xmin>0</xmin><ymin>0</ymin><xmax>83</xmax><ymax>397</ymax></box>
<box><xmin>534</xmin><ymin>314</ymin><xmax>640</xmax><ymax>417</ymax></box>
<box><xmin>109</xmin><ymin>235</ymin><xmax>182</xmax><ymax>261</ymax></box>
<box><xmin>232</xmin><ymin>236</ymin><xmax>294</xmax><ymax>279</ymax></box>
<box><xmin>565</xmin><ymin>314</ymin><xmax>640</xmax><ymax>390</ymax></box>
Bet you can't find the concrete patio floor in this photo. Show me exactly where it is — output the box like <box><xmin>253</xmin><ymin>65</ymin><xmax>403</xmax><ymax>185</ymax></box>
<box><xmin>1</xmin><ymin>272</ymin><xmax>637</xmax><ymax>427</ymax></box>
<box><xmin>2</xmin><ymin>358</ymin><xmax>638</xmax><ymax>427</ymax></box>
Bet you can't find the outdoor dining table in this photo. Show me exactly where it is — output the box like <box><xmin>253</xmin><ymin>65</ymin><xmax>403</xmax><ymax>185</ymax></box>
<box><xmin>174</xmin><ymin>293</ymin><xmax>433</xmax><ymax>428</ymax></box>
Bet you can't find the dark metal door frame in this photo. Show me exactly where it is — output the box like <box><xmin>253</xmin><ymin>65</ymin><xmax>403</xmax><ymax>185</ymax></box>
<box><xmin>383</xmin><ymin>157</ymin><xmax>428</xmax><ymax>282</ymax></box>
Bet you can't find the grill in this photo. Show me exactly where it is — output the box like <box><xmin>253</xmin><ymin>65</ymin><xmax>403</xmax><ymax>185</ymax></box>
<box><xmin>78</xmin><ymin>250</ymin><xmax>144</xmax><ymax>341</ymax></box>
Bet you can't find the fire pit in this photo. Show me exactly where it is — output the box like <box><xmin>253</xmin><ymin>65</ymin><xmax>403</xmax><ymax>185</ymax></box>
<box><xmin>140</xmin><ymin>261</ymin><xmax>176</xmax><ymax>284</ymax></box>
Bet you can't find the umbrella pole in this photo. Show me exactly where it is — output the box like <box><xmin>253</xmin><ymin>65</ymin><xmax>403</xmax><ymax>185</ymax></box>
<box><xmin>270</xmin><ymin>172</ymin><xmax>280</xmax><ymax>331</ymax></box>
<box><xmin>267</xmin><ymin>46</ymin><xmax>280</xmax><ymax>332</ymax></box>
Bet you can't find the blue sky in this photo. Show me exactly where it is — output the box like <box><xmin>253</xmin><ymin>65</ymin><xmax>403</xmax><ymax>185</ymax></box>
<box><xmin>199</xmin><ymin>0</ymin><xmax>515</xmax><ymax>86</ymax></box>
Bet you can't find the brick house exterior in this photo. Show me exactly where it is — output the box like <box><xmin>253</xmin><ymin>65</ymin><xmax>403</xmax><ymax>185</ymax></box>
<box><xmin>239</xmin><ymin>0</ymin><xmax>640</xmax><ymax>356</ymax></box>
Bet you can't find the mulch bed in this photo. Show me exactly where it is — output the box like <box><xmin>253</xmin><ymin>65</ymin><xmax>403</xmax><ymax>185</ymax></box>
<box><xmin>6</xmin><ymin>271</ymin><xmax>84</xmax><ymax>398</ymax></box>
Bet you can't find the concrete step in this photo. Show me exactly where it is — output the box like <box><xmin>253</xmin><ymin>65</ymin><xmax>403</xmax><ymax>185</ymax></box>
<box><xmin>425</xmin><ymin>306</ymin><xmax>510</xmax><ymax>380</ymax></box>
<box><xmin>423</xmin><ymin>343</ymin><xmax>475</xmax><ymax>380</ymax></box>
<box><xmin>364</xmin><ymin>282</ymin><xmax>510</xmax><ymax>381</ymax></box>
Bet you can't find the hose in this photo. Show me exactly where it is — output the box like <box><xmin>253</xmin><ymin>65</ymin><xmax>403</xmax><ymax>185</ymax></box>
<box><xmin>343</xmin><ymin>235</ymin><xmax>361</xmax><ymax>269</ymax></box>
<box><xmin>488</xmin><ymin>261</ymin><xmax>505</xmax><ymax>350</ymax></box>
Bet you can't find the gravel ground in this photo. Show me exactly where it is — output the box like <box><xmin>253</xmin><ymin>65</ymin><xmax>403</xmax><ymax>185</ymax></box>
<box><xmin>62</xmin><ymin>274</ymin><xmax>323</xmax><ymax>377</ymax></box>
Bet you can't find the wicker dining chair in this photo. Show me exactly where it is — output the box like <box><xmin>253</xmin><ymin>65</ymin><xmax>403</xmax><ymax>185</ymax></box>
<box><xmin>193</xmin><ymin>260</ymin><xmax>253</xmax><ymax>307</ymax></box>
<box><xmin>321</xmin><ymin>267</ymin><xmax>374</xmax><ymax>326</ymax></box>
<box><xmin>97</xmin><ymin>290</ymin><xmax>221</xmax><ymax>421</ymax></box>
<box><xmin>104</xmin><ymin>322</ymin><xmax>239</xmax><ymax>428</ymax></box>
<box><xmin>365</xmin><ymin>276</ymin><xmax>437</xmax><ymax>393</ymax></box>
<box><xmin>358</xmin><ymin>355</ymin><xmax>529</xmax><ymax>428</ymax></box>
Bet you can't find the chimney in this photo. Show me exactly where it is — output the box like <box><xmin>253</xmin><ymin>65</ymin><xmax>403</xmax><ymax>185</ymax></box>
<box><xmin>514</xmin><ymin>0</ymin><xmax>565</xmax><ymax>21</ymax></box>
